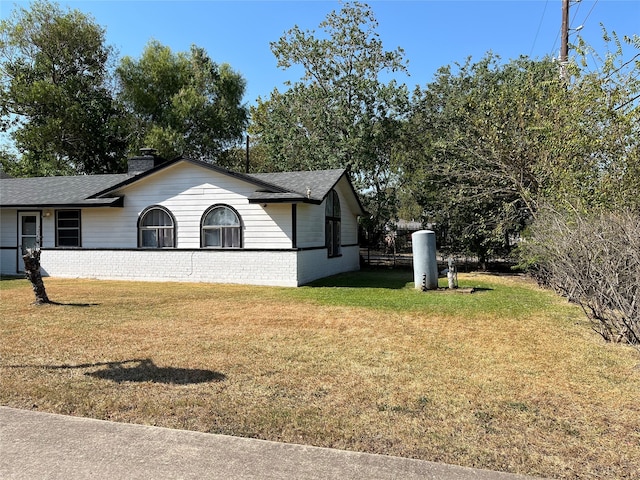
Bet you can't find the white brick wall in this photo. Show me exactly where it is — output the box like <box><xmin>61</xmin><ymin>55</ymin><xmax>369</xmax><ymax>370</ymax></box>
<box><xmin>40</xmin><ymin>249</ymin><xmax>301</xmax><ymax>287</ymax></box>
<box><xmin>38</xmin><ymin>246</ymin><xmax>360</xmax><ymax>287</ymax></box>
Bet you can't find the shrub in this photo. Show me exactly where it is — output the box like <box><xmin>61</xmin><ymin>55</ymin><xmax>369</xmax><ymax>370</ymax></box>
<box><xmin>522</xmin><ymin>207</ymin><xmax>640</xmax><ymax>347</ymax></box>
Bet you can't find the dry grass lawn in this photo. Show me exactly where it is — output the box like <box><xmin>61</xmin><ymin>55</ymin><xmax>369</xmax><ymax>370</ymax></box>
<box><xmin>1</xmin><ymin>271</ymin><xmax>639</xmax><ymax>479</ymax></box>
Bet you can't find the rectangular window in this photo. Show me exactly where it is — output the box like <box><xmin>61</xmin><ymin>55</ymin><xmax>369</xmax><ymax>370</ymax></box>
<box><xmin>325</xmin><ymin>219</ymin><xmax>341</xmax><ymax>257</ymax></box>
<box><xmin>203</xmin><ymin>227</ymin><xmax>241</xmax><ymax>248</ymax></box>
<box><xmin>56</xmin><ymin>210</ymin><xmax>81</xmax><ymax>247</ymax></box>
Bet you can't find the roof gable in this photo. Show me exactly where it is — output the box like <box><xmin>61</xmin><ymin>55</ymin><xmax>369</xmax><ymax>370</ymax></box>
<box><xmin>96</xmin><ymin>158</ymin><xmax>363</xmax><ymax>211</ymax></box>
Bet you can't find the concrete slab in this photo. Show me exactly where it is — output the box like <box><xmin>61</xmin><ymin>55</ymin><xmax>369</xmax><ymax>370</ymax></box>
<box><xmin>1</xmin><ymin>407</ymin><xmax>542</xmax><ymax>479</ymax></box>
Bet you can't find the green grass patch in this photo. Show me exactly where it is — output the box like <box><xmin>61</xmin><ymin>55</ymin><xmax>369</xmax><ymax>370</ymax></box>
<box><xmin>283</xmin><ymin>268</ymin><xmax>558</xmax><ymax>319</ymax></box>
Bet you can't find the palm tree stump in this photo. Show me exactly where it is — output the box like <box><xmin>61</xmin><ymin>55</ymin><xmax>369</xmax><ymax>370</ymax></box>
<box><xmin>23</xmin><ymin>249</ymin><xmax>50</xmax><ymax>304</ymax></box>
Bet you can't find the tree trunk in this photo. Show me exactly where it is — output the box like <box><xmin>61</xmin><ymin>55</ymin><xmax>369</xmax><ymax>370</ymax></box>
<box><xmin>23</xmin><ymin>249</ymin><xmax>50</xmax><ymax>304</ymax></box>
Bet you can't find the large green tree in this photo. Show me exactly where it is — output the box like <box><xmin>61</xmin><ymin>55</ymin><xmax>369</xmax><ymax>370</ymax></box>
<box><xmin>402</xmin><ymin>36</ymin><xmax>639</xmax><ymax>264</ymax></box>
<box><xmin>402</xmin><ymin>56</ymin><xmax>567</xmax><ymax>263</ymax></box>
<box><xmin>0</xmin><ymin>0</ymin><xmax>127</xmax><ymax>176</ymax></box>
<box><xmin>249</xmin><ymin>1</ymin><xmax>409</xmax><ymax>242</ymax></box>
<box><xmin>116</xmin><ymin>41</ymin><xmax>248</xmax><ymax>161</ymax></box>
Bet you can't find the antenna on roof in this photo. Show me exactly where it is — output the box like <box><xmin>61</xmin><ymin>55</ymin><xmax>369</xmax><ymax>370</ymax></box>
<box><xmin>245</xmin><ymin>136</ymin><xmax>250</xmax><ymax>173</ymax></box>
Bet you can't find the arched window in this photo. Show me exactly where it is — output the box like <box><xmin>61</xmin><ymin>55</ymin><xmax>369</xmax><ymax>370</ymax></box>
<box><xmin>201</xmin><ymin>205</ymin><xmax>242</xmax><ymax>248</ymax></box>
<box><xmin>325</xmin><ymin>190</ymin><xmax>341</xmax><ymax>257</ymax></box>
<box><xmin>138</xmin><ymin>206</ymin><xmax>175</xmax><ymax>248</ymax></box>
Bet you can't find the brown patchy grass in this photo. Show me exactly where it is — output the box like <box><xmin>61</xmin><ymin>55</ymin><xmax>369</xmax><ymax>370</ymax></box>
<box><xmin>1</xmin><ymin>273</ymin><xmax>639</xmax><ymax>479</ymax></box>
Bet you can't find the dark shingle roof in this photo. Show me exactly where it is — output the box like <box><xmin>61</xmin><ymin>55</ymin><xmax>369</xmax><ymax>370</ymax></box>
<box><xmin>248</xmin><ymin>169</ymin><xmax>346</xmax><ymax>203</ymax></box>
<box><xmin>0</xmin><ymin>174</ymin><xmax>129</xmax><ymax>207</ymax></box>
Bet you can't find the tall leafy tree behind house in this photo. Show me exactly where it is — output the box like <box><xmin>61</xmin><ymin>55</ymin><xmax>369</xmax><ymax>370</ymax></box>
<box><xmin>249</xmin><ymin>1</ymin><xmax>410</xmax><ymax>242</ymax></box>
<box><xmin>402</xmin><ymin>55</ymin><xmax>577</xmax><ymax>264</ymax></box>
<box><xmin>401</xmin><ymin>40</ymin><xmax>639</xmax><ymax>264</ymax></box>
<box><xmin>116</xmin><ymin>41</ymin><xmax>248</xmax><ymax>161</ymax></box>
<box><xmin>0</xmin><ymin>0</ymin><xmax>128</xmax><ymax>176</ymax></box>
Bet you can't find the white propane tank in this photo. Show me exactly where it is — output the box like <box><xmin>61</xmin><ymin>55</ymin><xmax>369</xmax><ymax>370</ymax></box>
<box><xmin>412</xmin><ymin>230</ymin><xmax>438</xmax><ymax>290</ymax></box>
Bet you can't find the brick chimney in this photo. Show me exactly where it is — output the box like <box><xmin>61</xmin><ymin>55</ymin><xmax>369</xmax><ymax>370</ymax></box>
<box><xmin>128</xmin><ymin>148</ymin><xmax>163</xmax><ymax>175</ymax></box>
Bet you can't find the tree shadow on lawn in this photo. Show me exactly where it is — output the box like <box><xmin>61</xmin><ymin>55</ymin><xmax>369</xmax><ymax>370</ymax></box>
<box><xmin>46</xmin><ymin>301</ymin><xmax>100</xmax><ymax>307</ymax></box>
<box><xmin>306</xmin><ymin>268</ymin><xmax>495</xmax><ymax>292</ymax></box>
<box><xmin>307</xmin><ymin>267</ymin><xmax>414</xmax><ymax>289</ymax></box>
<box><xmin>9</xmin><ymin>359</ymin><xmax>225</xmax><ymax>385</ymax></box>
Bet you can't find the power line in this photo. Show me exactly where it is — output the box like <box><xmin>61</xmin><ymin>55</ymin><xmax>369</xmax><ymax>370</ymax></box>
<box><xmin>530</xmin><ymin>0</ymin><xmax>550</xmax><ymax>57</ymax></box>
<box><xmin>551</xmin><ymin>0</ymin><xmax>598</xmax><ymax>58</ymax></box>
<box><xmin>570</xmin><ymin>0</ymin><xmax>583</xmax><ymax>26</ymax></box>
<box><xmin>578</xmin><ymin>0</ymin><xmax>600</xmax><ymax>30</ymax></box>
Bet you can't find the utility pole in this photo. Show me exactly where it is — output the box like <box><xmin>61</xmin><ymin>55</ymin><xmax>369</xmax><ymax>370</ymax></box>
<box><xmin>560</xmin><ymin>0</ymin><xmax>569</xmax><ymax>80</ymax></box>
<box><xmin>560</xmin><ymin>0</ymin><xmax>569</xmax><ymax>64</ymax></box>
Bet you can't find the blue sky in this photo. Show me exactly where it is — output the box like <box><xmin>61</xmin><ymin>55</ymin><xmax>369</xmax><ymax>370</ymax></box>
<box><xmin>1</xmin><ymin>0</ymin><xmax>638</xmax><ymax>106</ymax></box>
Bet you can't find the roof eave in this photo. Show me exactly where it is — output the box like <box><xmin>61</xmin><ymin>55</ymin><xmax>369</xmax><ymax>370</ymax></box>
<box><xmin>248</xmin><ymin>197</ymin><xmax>322</xmax><ymax>205</ymax></box>
<box><xmin>0</xmin><ymin>197</ymin><xmax>124</xmax><ymax>209</ymax></box>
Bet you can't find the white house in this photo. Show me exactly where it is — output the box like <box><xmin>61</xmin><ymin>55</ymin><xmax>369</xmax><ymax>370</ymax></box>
<box><xmin>0</xmin><ymin>152</ymin><xmax>365</xmax><ymax>287</ymax></box>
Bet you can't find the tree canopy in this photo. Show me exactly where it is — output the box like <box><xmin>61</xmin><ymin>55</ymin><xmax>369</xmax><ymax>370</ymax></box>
<box><xmin>116</xmin><ymin>41</ymin><xmax>248</xmax><ymax>161</ymax></box>
<box><xmin>249</xmin><ymin>1</ymin><xmax>409</xmax><ymax>242</ymax></box>
<box><xmin>0</xmin><ymin>0</ymin><xmax>127</xmax><ymax>175</ymax></box>
<box><xmin>400</xmin><ymin>30</ymin><xmax>639</xmax><ymax>263</ymax></box>
<box><xmin>1</xmin><ymin>1</ymin><xmax>249</xmax><ymax>175</ymax></box>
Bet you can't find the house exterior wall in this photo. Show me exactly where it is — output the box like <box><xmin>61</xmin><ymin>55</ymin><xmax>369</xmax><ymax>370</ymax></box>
<box><xmin>90</xmin><ymin>162</ymin><xmax>294</xmax><ymax>249</ymax></box>
<box><xmin>0</xmin><ymin>208</ymin><xmax>18</xmax><ymax>273</ymax></box>
<box><xmin>1</xmin><ymin>163</ymin><xmax>362</xmax><ymax>284</ymax></box>
<box><xmin>40</xmin><ymin>248</ymin><xmax>301</xmax><ymax>287</ymax></box>
<box><xmin>37</xmin><ymin>244</ymin><xmax>360</xmax><ymax>287</ymax></box>
<box><xmin>335</xmin><ymin>177</ymin><xmax>360</xmax><ymax>246</ymax></box>
<box><xmin>296</xmin><ymin>177</ymin><xmax>359</xmax><ymax>248</ymax></box>
<box><xmin>296</xmin><ymin>203</ymin><xmax>324</xmax><ymax>248</ymax></box>
<box><xmin>297</xmin><ymin>245</ymin><xmax>360</xmax><ymax>285</ymax></box>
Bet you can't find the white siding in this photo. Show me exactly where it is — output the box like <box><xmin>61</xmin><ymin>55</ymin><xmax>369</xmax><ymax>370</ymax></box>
<box><xmin>98</xmin><ymin>162</ymin><xmax>294</xmax><ymax>249</ymax></box>
<box><xmin>295</xmin><ymin>178</ymin><xmax>360</xmax><ymax>249</ymax></box>
<box><xmin>0</xmin><ymin>209</ymin><xmax>17</xmax><ymax>247</ymax></box>
<box><xmin>296</xmin><ymin>203</ymin><xmax>324</xmax><ymax>248</ymax></box>
<box><xmin>0</xmin><ymin>209</ymin><xmax>17</xmax><ymax>274</ymax></box>
<box><xmin>334</xmin><ymin>178</ymin><xmax>360</xmax><ymax>245</ymax></box>
<box><xmin>82</xmin><ymin>208</ymin><xmax>136</xmax><ymax>248</ymax></box>
<box><xmin>41</xmin><ymin>212</ymin><xmax>55</xmax><ymax>248</ymax></box>
<box><xmin>32</xmin><ymin>163</ymin><xmax>296</xmax><ymax>250</ymax></box>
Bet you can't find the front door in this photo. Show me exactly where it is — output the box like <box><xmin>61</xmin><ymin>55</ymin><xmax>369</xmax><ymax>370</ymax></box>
<box><xmin>18</xmin><ymin>212</ymin><xmax>41</xmax><ymax>271</ymax></box>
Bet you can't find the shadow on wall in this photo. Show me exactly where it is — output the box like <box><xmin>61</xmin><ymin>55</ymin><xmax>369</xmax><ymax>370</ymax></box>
<box><xmin>8</xmin><ymin>359</ymin><xmax>226</xmax><ymax>385</ymax></box>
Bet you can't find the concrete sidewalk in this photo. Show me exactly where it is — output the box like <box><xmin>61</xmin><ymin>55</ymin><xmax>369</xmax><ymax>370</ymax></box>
<box><xmin>1</xmin><ymin>407</ymin><xmax>541</xmax><ymax>479</ymax></box>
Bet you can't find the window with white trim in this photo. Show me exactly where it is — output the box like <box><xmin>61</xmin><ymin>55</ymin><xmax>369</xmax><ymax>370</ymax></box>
<box><xmin>201</xmin><ymin>205</ymin><xmax>242</xmax><ymax>248</ymax></box>
<box><xmin>138</xmin><ymin>206</ymin><xmax>175</xmax><ymax>248</ymax></box>
<box><xmin>325</xmin><ymin>190</ymin><xmax>341</xmax><ymax>257</ymax></box>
